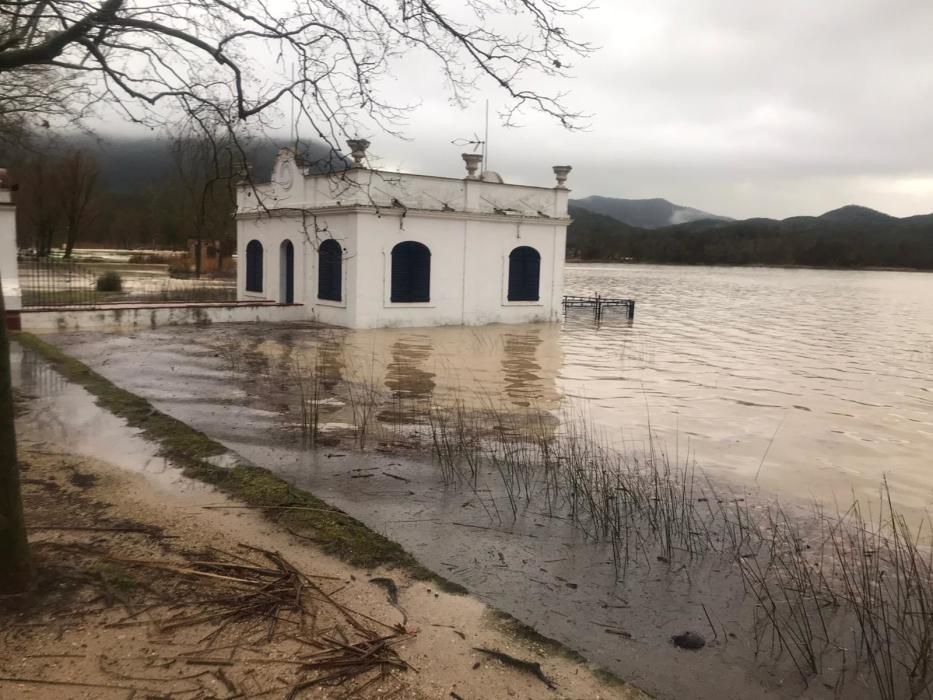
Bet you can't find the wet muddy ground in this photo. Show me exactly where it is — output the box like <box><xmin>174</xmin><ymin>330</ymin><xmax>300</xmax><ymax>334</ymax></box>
<box><xmin>26</xmin><ymin>326</ymin><xmax>892</xmax><ymax>700</ymax></box>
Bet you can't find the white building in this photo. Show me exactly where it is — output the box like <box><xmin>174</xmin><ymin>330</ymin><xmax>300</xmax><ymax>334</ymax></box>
<box><xmin>236</xmin><ymin>141</ymin><xmax>571</xmax><ymax>329</ymax></box>
<box><xmin>0</xmin><ymin>169</ymin><xmax>22</xmax><ymax>329</ymax></box>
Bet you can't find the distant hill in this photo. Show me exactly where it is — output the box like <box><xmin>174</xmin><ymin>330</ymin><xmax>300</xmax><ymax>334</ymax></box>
<box><xmin>571</xmin><ymin>194</ymin><xmax>731</xmax><ymax>229</ymax></box>
<box><xmin>568</xmin><ymin>204</ymin><xmax>933</xmax><ymax>269</ymax></box>
<box><xmin>818</xmin><ymin>205</ymin><xmax>899</xmax><ymax>226</ymax></box>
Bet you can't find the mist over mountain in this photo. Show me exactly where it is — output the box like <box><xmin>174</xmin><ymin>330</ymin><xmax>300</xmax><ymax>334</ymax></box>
<box><xmin>18</xmin><ymin>133</ymin><xmax>342</xmax><ymax>194</ymax></box>
<box><xmin>571</xmin><ymin>195</ymin><xmax>731</xmax><ymax>229</ymax></box>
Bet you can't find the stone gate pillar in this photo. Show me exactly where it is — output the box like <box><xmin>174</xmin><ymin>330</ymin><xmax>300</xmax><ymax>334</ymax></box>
<box><xmin>0</xmin><ymin>169</ymin><xmax>22</xmax><ymax>330</ymax></box>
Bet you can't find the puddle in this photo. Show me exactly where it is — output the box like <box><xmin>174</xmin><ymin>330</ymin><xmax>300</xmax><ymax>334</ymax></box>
<box><xmin>11</xmin><ymin>341</ymin><xmax>213</xmax><ymax>499</ymax></box>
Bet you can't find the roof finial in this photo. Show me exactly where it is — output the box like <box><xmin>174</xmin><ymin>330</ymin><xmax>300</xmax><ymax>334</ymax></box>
<box><xmin>553</xmin><ymin>165</ymin><xmax>572</xmax><ymax>189</ymax></box>
<box><xmin>346</xmin><ymin>139</ymin><xmax>370</xmax><ymax>168</ymax></box>
<box><xmin>462</xmin><ymin>153</ymin><xmax>483</xmax><ymax>180</ymax></box>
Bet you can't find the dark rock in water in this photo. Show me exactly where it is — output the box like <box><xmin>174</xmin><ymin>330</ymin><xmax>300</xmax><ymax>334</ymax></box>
<box><xmin>671</xmin><ymin>631</ymin><xmax>706</xmax><ymax>650</ymax></box>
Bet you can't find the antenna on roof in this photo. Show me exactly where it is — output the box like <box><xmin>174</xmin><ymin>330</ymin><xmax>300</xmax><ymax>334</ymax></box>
<box><xmin>451</xmin><ymin>133</ymin><xmax>484</xmax><ymax>152</ymax></box>
<box><xmin>452</xmin><ymin>100</ymin><xmax>491</xmax><ymax>171</ymax></box>
<box><xmin>289</xmin><ymin>61</ymin><xmax>296</xmax><ymax>144</ymax></box>
<box><xmin>484</xmin><ymin>99</ymin><xmax>490</xmax><ymax>173</ymax></box>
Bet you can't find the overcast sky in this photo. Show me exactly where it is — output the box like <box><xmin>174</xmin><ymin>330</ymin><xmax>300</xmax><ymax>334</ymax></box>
<box><xmin>361</xmin><ymin>0</ymin><xmax>933</xmax><ymax>220</ymax></box>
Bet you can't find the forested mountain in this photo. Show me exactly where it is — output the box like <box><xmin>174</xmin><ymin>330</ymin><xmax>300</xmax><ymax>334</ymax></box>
<box><xmin>571</xmin><ymin>194</ymin><xmax>730</xmax><ymax>229</ymax></box>
<box><xmin>567</xmin><ymin>204</ymin><xmax>933</xmax><ymax>269</ymax></box>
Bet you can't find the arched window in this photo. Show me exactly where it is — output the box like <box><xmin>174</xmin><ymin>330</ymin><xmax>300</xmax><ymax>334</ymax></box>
<box><xmin>391</xmin><ymin>241</ymin><xmax>431</xmax><ymax>303</ymax></box>
<box><xmin>245</xmin><ymin>240</ymin><xmax>263</xmax><ymax>292</ymax></box>
<box><xmin>318</xmin><ymin>239</ymin><xmax>342</xmax><ymax>302</ymax></box>
<box><xmin>508</xmin><ymin>246</ymin><xmax>541</xmax><ymax>301</ymax></box>
<box><xmin>280</xmin><ymin>239</ymin><xmax>294</xmax><ymax>304</ymax></box>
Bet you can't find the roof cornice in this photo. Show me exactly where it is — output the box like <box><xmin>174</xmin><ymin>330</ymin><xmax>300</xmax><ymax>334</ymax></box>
<box><xmin>237</xmin><ymin>205</ymin><xmax>570</xmax><ymax>226</ymax></box>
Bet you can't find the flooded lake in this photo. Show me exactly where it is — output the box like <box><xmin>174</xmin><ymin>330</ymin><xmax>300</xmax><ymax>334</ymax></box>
<box><xmin>227</xmin><ymin>263</ymin><xmax>933</xmax><ymax>519</ymax></box>
<box><xmin>561</xmin><ymin>264</ymin><xmax>933</xmax><ymax>519</ymax></box>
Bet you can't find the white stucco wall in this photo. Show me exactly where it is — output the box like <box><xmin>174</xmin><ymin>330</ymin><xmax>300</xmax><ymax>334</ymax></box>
<box><xmin>20</xmin><ymin>302</ymin><xmax>307</xmax><ymax>333</ymax></box>
<box><xmin>348</xmin><ymin>211</ymin><xmax>565</xmax><ymax>328</ymax></box>
<box><xmin>236</xmin><ymin>150</ymin><xmax>570</xmax><ymax>329</ymax></box>
<box><xmin>0</xmin><ymin>190</ymin><xmax>21</xmax><ymax>312</ymax></box>
<box><xmin>236</xmin><ymin>217</ymin><xmax>308</xmax><ymax>306</ymax></box>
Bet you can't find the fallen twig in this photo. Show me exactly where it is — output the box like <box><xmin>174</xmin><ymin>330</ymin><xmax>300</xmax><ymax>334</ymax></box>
<box><xmin>27</xmin><ymin>525</ymin><xmax>168</xmax><ymax>536</ymax></box>
<box><xmin>183</xmin><ymin>657</ymin><xmax>237</xmax><ymax>667</ymax></box>
<box><xmin>0</xmin><ymin>675</ymin><xmax>157</xmax><ymax>692</ymax></box>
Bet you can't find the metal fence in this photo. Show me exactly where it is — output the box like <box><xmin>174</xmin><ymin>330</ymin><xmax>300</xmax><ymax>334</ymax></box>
<box><xmin>18</xmin><ymin>256</ymin><xmax>238</xmax><ymax>308</ymax></box>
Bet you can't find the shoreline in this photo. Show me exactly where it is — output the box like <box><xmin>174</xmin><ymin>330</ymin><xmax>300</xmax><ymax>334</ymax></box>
<box><xmin>566</xmin><ymin>259</ymin><xmax>933</xmax><ymax>273</ymax></box>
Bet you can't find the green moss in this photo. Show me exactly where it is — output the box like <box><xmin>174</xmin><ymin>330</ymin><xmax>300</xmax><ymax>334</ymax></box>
<box><xmin>185</xmin><ymin>459</ymin><xmax>430</xmax><ymax>571</ymax></box>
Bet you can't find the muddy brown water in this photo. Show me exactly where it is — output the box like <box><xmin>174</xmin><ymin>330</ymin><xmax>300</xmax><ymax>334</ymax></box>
<box><xmin>23</xmin><ymin>262</ymin><xmax>933</xmax><ymax>699</ymax></box>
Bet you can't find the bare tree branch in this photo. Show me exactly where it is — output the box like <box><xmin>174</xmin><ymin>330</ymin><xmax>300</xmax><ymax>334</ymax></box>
<box><xmin>0</xmin><ymin>0</ymin><xmax>594</xmax><ymax>146</ymax></box>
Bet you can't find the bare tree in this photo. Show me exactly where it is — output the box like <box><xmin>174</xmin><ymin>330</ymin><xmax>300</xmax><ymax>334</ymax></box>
<box><xmin>17</xmin><ymin>151</ymin><xmax>61</xmax><ymax>256</ymax></box>
<box><xmin>0</xmin><ymin>66</ymin><xmax>88</xmax><ymax>147</ymax></box>
<box><xmin>169</xmin><ymin>117</ymin><xmax>241</xmax><ymax>276</ymax></box>
<box><xmin>0</xmin><ymin>0</ymin><xmax>592</xmax><ymax>151</ymax></box>
<box><xmin>59</xmin><ymin>149</ymin><xmax>100</xmax><ymax>258</ymax></box>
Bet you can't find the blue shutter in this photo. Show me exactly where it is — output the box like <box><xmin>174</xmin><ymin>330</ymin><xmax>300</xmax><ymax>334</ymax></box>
<box><xmin>246</xmin><ymin>240</ymin><xmax>263</xmax><ymax>292</ymax></box>
<box><xmin>508</xmin><ymin>246</ymin><xmax>540</xmax><ymax>301</ymax></box>
<box><xmin>391</xmin><ymin>242</ymin><xmax>430</xmax><ymax>302</ymax></box>
<box><xmin>318</xmin><ymin>240</ymin><xmax>342</xmax><ymax>301</ymax></box>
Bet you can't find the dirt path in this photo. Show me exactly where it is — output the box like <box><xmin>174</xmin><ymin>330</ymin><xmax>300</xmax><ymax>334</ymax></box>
<box><xmin>0</xmin><ymin>438</ymin><xmax>644</xmax><ymax>700</ymax></box>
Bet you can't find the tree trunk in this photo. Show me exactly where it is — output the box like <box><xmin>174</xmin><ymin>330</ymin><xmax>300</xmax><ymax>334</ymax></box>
<box><xmin>37</xmin><ymin>221</ymin><xmax>54</xmax><ymax>258</ymax></box>
<box><xmin>64</xmin><ymin>224</ymin><xmax>76</xmax><ymax>258</ymax></box>
<box><xmin>0</xmin><ymin>275</ymin><xmax>32</xmax><ymax>593</ymax></box>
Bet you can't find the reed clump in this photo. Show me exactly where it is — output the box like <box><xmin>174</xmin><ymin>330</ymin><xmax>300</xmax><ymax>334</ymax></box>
<box><xmin>293</xmin><ymin>354</ymin><xmax>327</xmax><ymax>447</ymax></box>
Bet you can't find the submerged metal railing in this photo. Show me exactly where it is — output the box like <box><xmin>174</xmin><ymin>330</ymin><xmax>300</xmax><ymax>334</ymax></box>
<box><xmin>562</xmin><ymin>293</ymin><xmax>636</xmax><ymax>321</ymax></box>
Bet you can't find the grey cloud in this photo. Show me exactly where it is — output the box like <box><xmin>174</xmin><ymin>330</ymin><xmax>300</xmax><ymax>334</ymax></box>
<box><xmin>370</xmin><ymin>0</ymin><xmax>933</xmax><ymax>219</ymax></box>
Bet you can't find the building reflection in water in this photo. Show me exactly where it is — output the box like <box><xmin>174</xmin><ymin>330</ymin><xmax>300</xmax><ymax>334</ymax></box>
<box><xmin>316</xmin><ymin>332</ymin><xmax>345</xmax><ymax>391</ymax></box>
<box><xmin>501</xmin><ymin>328</ymin><xmax>549</xmax><ymax>408</ymax></box>
<box><xmin>249</xmin><ymin>323</ymin><xmax>564</xmax><ymax>428</ymax></box>
<box><xmin>337</xmin><ymin>323</ymin><xmax>563</xmax><ymax>414</ymax></box>
<box><xmin>384</xmin><ymin>335</ymin><xmax>436</xmax><ymax>400</ymax></box>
